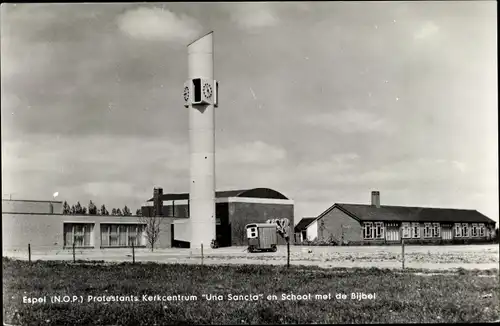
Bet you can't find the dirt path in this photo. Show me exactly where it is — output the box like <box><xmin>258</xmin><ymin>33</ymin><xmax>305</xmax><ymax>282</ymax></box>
<box><xmin>5</xmin><ymin>244</ymin><xmax>498</xmax><ymax>271</ymax></box>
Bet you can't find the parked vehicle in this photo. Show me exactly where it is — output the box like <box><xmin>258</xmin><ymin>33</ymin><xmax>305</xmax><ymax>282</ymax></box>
<box><xmin>246</xmin><ymin>223</ymin><xmax>278</xmax><ymax>252</ymax></box>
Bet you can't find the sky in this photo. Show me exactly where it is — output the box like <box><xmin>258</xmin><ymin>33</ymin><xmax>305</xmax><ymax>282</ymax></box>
<box><xmin>1</xmin><ymin>2</ymin><xmax>498</xmax><ymax>224</ymax></box>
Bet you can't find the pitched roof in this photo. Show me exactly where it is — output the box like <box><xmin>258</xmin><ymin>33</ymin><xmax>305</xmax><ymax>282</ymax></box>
<box><xmin>147</xmin><ymin>188</ymin><xmax>289</xmax><ymax>202</ymax></box>
<box><xmin>294</xmin><ymin>217</ymin><xmax>316</xmax><ymax>232</ymax></box>
<box><xmin>318</xmin><ymin>203</ymin><xmax>496</xmax><ymax>224</ymax></box>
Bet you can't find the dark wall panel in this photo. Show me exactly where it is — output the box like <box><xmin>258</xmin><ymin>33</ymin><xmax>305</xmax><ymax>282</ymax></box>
<box><xmin>229</xmin><ymin>202</ymin><xmax>294</xmax><ymax>246</ymax></box>
<box><xmin>216</xmin><ymin>203</ymin><xmax>230</xmax><ymax>247</ymax></box>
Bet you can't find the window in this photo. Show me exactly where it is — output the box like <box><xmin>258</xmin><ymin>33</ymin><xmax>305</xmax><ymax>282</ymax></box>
<box><xmin>461</xmin><ymin>223</ymin><xmax>469</xmax><ymax>237</ymax></box>
<box><xmin>374</xmin><ymin>222</ymin><xmax>384</xmax><ymax>239</ymax></box>
<box><xmin>423</xmin><ymin>223</ymin><xmax>432</xmax><ymax>238</ymax></box>
<box><xmin>454</xmin><ymin>223</ymin><xmax>462</xmax><ymax>237</ymax></box>
<box><xmin>471</xmin><ymin>224</ymin><xmax>478</xmax><ymax>237</ymax></box>
<box><xmin>101</xmin><ymin>224</ymin><xmax>145</xmax><ymax>247</ymax></box>
<box><xmin>363</xmin><ymin>222</ymin><xmax>385</xmax><ymax>240</ymax></box>
<box><xmin>64</xmin><ymin>223</ymin><xmax>94</xmax><ymax>247</ymax></box>
<box><xmin>363</xmin><ymin>222</ymin><xmax>373</xmax><ymax>239</ymax></box>
<box><xmin>110</xmin><ymin>225</ymin><xmax>119</xmax><ymax>246</ymax></box>
<box><xmin>412</xmin><ymin>223</ymin><xmax>420</xmax><ymax>238</ymax></box>
<box><xmin>246</xmin><ymin>227</ymin><xmax>257</xmax><ymax>239</ymax></box>
<box><xmin>479</xmin><ymin>224</ymin><xmax>485</xmax><ymax>237</ymax></box>
<box><xmin>401</xmin><ymin>222</ymin><xmax>411</xmax><ymax>238</ymax></box>
<box><xmin>432</xmin><ymin>223</ymin><xmax>440</xmax><ymax>238</ymax></box>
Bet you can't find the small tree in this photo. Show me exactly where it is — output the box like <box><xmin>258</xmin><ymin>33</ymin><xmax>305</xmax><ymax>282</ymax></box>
<box><xmin>74</xmin><ymin>202</ymin><xmax>83</xmax><ymax>214</ymax></box>
<box><xmin>116</xmin><ymin>208</ymin><xmax>122</xmax><ymax>216</ymax></box>
<box><xmin>139</xmin><ymin>206</ymin><xmax>163</xmax><ymax>252</ymax></box>
<box><xmin>62</xmin><ymin>201</ymin><xmax>71</xmax><ymax>215</ymax></box>
<box><xmin>70</xmin><ymin>205</ymin><xmax>76</xmax><ymax>215</ymax></box>
<box><xmin>88</xmin><ymin>200</ymin><xmax>97</xmax><ymax>215</ymax></box>
<box><xmin>266</xmin><ymin>218</ymin><xmax>292</xmax><ymax>267</ymax></box>
<box><xmin>111</xmin><ymin>208</ymin><xmax>117</xmax><ymax>216</ymax></box>
<box><xmin>100</xmin><ymin>204</ymin><xmax>109</xmax><ymax>216</ymax></box>
<box><xmin>319</xmin><ymin>220</ymin><xmax>326</xmax><ymax>240</ymax></box>
<box><xmin>82</xmin><ymin>206</ymin><xmax>87</xmax><ymax>215</ymax></box>
<box><xmin>123</xmin><ymin>205</ymin><xmax>132</xmax><ymax>216</ymax></box>
<box><xmin>135</xmin><ymin>208</ymin><xmax>142</xmax><ymax>216</ymax></box>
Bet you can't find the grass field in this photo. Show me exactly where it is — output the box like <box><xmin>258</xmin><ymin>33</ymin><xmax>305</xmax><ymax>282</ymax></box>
<box><xmin>3</xmin><ymin>258</ymin><xmax>499</xmax><ymax>325</ymax></box>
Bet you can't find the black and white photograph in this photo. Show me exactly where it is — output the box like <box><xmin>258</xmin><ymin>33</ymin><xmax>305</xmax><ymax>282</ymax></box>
<box><xmin>2</xmin><ymin>1</ymin><xmax>498</xmax><ymax>324</ymax></box>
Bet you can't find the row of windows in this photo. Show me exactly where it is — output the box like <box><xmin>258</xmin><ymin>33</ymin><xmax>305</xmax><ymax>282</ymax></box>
<box><xmin>363</xmin><ymin>222</ymin><xmax>488</xmax><ymax>240</ymax></box>
<box><xmin>164</xmin><ymin>206</ymin><xmax>189</xmax><ymax>217</ymax></box>
<box><xmin>363</xmin><ymin>222</ymin><xmax>384</xmax><ymax>240</ymax></box>
<box><xmin>402</xmin><ymin>222</ymin><xmax>441</xmax><ymax>239</ymax></box>
<box><xmin>63</xmin><ymin>223</ymin><xmax>146</xmax><ymax>248</ymax></box>
<box><xmin>101</xmin><ymin>224</ymin><xmax>146</xmax><ymax>247</ymax></box>
<box><xmin>145</xmin><ymin>205</ymin><xmax>189</xmax><ymax>217</ymax></box>
<box><xmin>401</xmin><ymin>222</ymin><xmax>422</xmax><ymax>239</ymax></box>
<box><xmin>64</xmin><ymin>223</ymin><xmax>94</xmax><ymax>247</ymax></box>
<box><xmin>455</xmin><ymin>223</ymin><xmax>485</xmax><ymax>238</ymax></box>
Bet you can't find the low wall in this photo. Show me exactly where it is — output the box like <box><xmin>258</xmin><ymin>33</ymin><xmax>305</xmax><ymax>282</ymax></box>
<box><xmin>2</xmin><ymin>200</ymin><xmax>63</xmax><ymax>214</ymax></box>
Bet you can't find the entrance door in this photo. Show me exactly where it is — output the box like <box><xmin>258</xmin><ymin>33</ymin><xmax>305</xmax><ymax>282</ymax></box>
<box><xmin>442</xmin><ymin>227</ymin><xmax>452</xmax><ymax>240</ymax></box>
<box><xmin>385</xmin><ymin>225</ymin><xmax>400</xmax><ymax>242</ymax></box>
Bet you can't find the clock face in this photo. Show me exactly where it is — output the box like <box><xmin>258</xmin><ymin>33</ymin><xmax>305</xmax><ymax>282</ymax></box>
<box><xmin>202</xmin><ymin>83</ymin><xmax>213</xmax><ymax>99</ymax></box>
<box><xmin>183</xmin><ymin>86</ymin><xmax>190</xmax><ymax>102</ymax></box>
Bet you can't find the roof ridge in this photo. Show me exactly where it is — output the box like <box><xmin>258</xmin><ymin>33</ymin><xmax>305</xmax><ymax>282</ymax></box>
<box><xmin>337</xmin><ymin>203</ymin><xmax>479</xmax><ymax>211</ymax></box>
<box><xmin>333</xmin><ymin>203</ymin><xmax>494</xmax><ymax>224</ymax></box>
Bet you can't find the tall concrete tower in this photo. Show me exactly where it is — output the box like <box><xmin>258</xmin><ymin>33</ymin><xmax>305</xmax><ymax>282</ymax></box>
<box><xmin>183</xmin><ymin>32</ymin><xmax>218</xmax><ymax>248</ymax></box>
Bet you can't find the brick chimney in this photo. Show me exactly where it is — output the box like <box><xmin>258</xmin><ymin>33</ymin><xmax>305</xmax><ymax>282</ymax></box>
<box><xmin>371</xmin><ymin>191</ymin><xmax>380</xmax><ymax>208</ymax></box>
<box><xmin>153</xmin><ymin>187</ymin><xmax>163</xmax><ymax>216</ymax></box>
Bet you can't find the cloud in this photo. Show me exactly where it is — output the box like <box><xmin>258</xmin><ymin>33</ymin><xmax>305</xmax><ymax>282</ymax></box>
<box><xmin>1</xmin><ymin>134</ymin><xmax>190</xmax><ymax>208</ymax></box>
<box><xmin>290</xmin><ymin>156</ymin><xmax>496</xmax><ymax>221</ymax></box>
<box><xmin>452</xmin><ymin>160</ymin><xmax>467</xmax><ymax>173</ymax></box>
<box><xmin>304</xmin><ymin>109</ymin><xmax>394</xmax><ymax>134</ymax></box>
<box><xmin>332</xmin><ymin>153</ymin><xmax>359</xmax><ymax>165</ymax></box>
<box><xmin>2</xmin><ymin>2</ymin><xmax>497</xmax><ymax>225</ymax></box>
<box><xmin>414</xmin><ymin>21</ymin><xmax>439</xmax><ymax>40</ymax></box>
<box><xmin>83</xmin><ymin>181</ymin><xmax>135</xmax><ymax>199</ymax></box>
<box><xmin>295</xmin><ymin>153</ymin><xmax>359</xmax><ymax>178</ymax></box>
<box><xmin>2</xmin><ymin>136</ymin><xmax>288</xmax><ymax>207</ymax></box>
<box><xmin>229</xmin><ymin>3</ymin><xmax>279</xmax><ymax>31</ymax></box>
<box><xmin>117</xmin><ymin>7</ymin><xmax>202</xmax><ymax>43</ymax></box>
<box><xmin>290</xmin><ymin>156</ymin><xmax>482</xmax><ymax>195</ymax></box>
<box><xmin>217</xmin><ymin>141</ymin><xmax>286</xmax><ymax>166</ymax></box>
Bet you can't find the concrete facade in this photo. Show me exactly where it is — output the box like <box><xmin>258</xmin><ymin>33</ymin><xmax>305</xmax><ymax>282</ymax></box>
<box><xmin>187</xmin><ymin>32</ymin><xmax>217</xmax><ymax>249</ymax></box>
<box><xmin>2</xmin><ymin>213</ymin><xmax>172</xmax><ymax>252</ymax></box>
